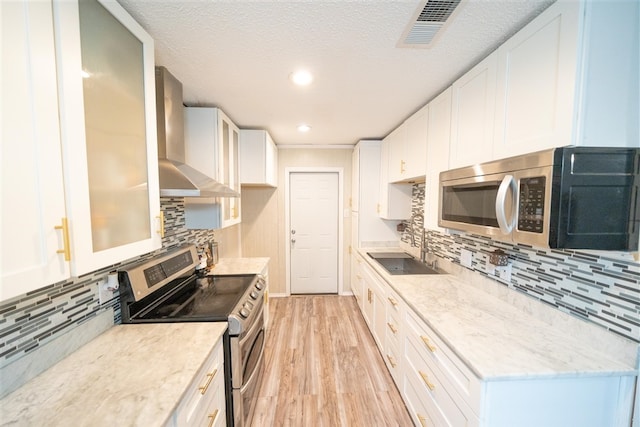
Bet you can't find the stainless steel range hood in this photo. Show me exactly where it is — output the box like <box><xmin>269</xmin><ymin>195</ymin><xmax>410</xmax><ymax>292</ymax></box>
<box><xmin>155</xmin><ymin>66</ymin><xmax>239</xmax><ymax>198</ymax></box>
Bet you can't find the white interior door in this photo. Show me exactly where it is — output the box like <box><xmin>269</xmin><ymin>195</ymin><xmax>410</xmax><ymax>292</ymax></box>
<box><xmin>290</xmin><ymin>172</ymin><xmax>338</xmax><ymax>294</ymax></box>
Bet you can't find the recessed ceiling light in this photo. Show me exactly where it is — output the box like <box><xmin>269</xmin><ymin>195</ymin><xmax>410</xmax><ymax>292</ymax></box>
<box><xmin>290</xmin><ymin>70</ymin><xmax>313</xmax><ymax>86</ymax></box>
<box><xmin>297</xmin><ymin>124</ymin><xmax>311</xmax><ymax>133</ymax></box>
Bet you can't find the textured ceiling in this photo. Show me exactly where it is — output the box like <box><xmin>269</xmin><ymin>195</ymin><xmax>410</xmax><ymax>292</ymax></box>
<box><xmin>118</xmin><ymin>0</ymin><xmax>555</xmax><ymax>146</ymax></box>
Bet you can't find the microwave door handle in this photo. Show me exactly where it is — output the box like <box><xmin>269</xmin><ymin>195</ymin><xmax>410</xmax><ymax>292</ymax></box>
<box><xmin>496</xmin><ymin>175</ymin><xmax>515</xmax><ymax>234</ymax></box>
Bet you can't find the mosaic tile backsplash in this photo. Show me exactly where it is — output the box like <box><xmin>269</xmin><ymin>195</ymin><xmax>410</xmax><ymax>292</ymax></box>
<box><xmin>402</xmin><ymin>183</ymin><xmax>640</xmax><ymax>343</ymax></box>
<box><xmin>0</xmin><ymin>198</ymin><xmax>215</xmax><ymax>367</ymax></box>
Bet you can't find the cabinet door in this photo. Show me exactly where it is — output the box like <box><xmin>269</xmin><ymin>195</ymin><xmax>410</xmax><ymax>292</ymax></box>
<box><xmin>220</xmin><ymin>113</ymin><xmax>241</xmax><ymax>227</ymax></box>
<box><xmin>379</xmin><ymin>139</ymin><xmax>412</xmax><ymax>220</ymax></box>
<box><xmin>1</xmin><ymin>0</ymin><xmax>70</xmax><ymax>300</ymax></box>
<box><xmin>403</xmin><ymin>104</ymin><xmax>429</xmax><ymax>181</ymax></box>
<box><xmin>54</xmin><ymin>0</ymin><xmax>161</xmax><ymax>275</ymax></box>
<box><xmin>424</xmin><ymin>87</ymin><xmax>452</xmax><ymax>231</ymax></box>
<box><xmin>493</xmin><ymin>1</ymin><xmax>581</xmax><ymax>159</ymax></box>
<box><xmin>449</xmin><ymin>53</ymin><xmax>497</xmax><ymax>168</ymax></box>
<box><xmin>387</xmin><ymin>126</ymin><xmax>406</xmax><ymax>183</ymax></box>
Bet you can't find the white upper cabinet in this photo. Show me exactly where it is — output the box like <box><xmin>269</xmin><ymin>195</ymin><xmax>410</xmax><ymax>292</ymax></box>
<box><xmin>403</xmin><ymin>104</ymin><xmax>429</xmax><ymax>181</ymax></box>
<box><xmin>239</xmin><ymin>129</ymin><xmax>278</xmax><ymax>187</ymax></box>
<box><xmin>54</xmin><ymin>0</ymin><xmax>161</xmax><ymax>276</ymax></box>
<box><xmin>387</xmin><ymin>126</ymin><xmax>406</xmax><ymax>183</ymax></box>
<box><xmin>493</xmin><ymin>1</ymin><xmax>581</xmax><ymax>159</ymax></box>
<box><xmin>378</xmin><ymin>138</ymin><xmax>412</xmax><ymax>220</ymax></box>
<box><xmin>449</xmin><ymin>53</ymin><xmax>498</xmax><ymax>169</ymax></box>
<box><xmin>352</xmin><ymin>141</ymin><xmax>401</xmax><ymax>244</ymax></box>
<box><xmin>424</xmin><ymin>87</ymin><xmax>452</xmax><ymax>231</ymax></box>
<box><xmin>184</xmin><ymin>107</ymin><xmax>241</xmax><ymax>229</ymax></box>
<box><xmin>2</xmin><ymin>0</ymin><xmax>70</xmax><ymax>300</ymax></box>
<box><xmin>491</xmin><ymin>0</ymin><xmax>637</xmax><ymax>160</ymax></box>
<box><xmin>387</xmin><ymin>105</ymin><xmax>428</xmax><ymax>183</ymax></box>
<box><xmin>2</xmin><ymin>0</ymin><xmax>162</xmax><ymax>299</ymax></box>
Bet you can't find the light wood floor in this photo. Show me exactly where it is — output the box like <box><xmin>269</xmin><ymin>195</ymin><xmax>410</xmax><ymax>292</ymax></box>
<box><xmin>252</xmin><ymin>295</ymin><xmax>413</xmax><ymax>426</ymax></box>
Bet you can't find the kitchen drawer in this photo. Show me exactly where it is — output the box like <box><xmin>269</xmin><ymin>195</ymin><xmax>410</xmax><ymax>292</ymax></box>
<box><xmin>405</xmin><ymin>310</ymin><xmax>481</xmax><ymax>415</ymax></box>
<box><xmin>403</xmin><ymin>365</ymin><xmax>437</xmax><ymax>427</ymax></box>
<box><xmin>405</xmin><ymin>333</ymin><xmax>477</xmax><ymax>427</ymax></box>
<box><xmin>173</xmin><ymin>338</ymin><xmax>226</xmax><ymax>426</ymax></box>
<box><xmin>386</xmin><ymin>286</ymin><xmax>404</xmax><ymax>318</ymax></box>
<box><xmin>386</xmin><ymin>315</ymin><xmax>401</xmax><ymax>354</ymax></box>
<box><xmin>384</xmin><ymin>337</ymin><xmax>402</xmax><ymax>386</ymax></box>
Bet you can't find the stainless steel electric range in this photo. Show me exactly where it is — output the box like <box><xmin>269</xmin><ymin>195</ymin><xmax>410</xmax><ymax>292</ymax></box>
<box><xmin>118</xmin><ymin>245</ymin><xmax>266</xmax><ymax>427</ymax></box>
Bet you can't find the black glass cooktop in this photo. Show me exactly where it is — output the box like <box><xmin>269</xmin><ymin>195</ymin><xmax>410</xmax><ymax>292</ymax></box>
<box><xmin>135</xmin><ymin>274</ymin><xmax>256</xmax><ymax>321</ymax></box>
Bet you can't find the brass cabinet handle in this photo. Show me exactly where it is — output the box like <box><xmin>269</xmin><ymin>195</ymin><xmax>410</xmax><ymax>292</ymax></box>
<box><xmin>420</xmin><ymin>335</ymin><xmax>437</xmax><ymax>352</ymax></box>
<box><xmin>400</xmin><ymin>160</ymin><xmax>406</xmax><ymax>173</ymax></box>
<box><xmin>419</xmin><ymin>371</ymin><xmax>436</xmax><ymax>391</ymax></box>
<box><xmin>207</xmin><ymin>409</ymin><xmax>219</xmax><ymax>427</ymax></box>
<box><xmin>367</xmin><ymin>289</ymin><xmax>372</xmax><ymax>303</ymax></box>
<box><xmin>388</xmin><ymin>297</ymin><xmax>398</xmax><ymax>306</ymax></box>
<box><xmin>417</xmin><ymin>413</ymin><xmax>428</xmax><ymax>426</ymax></box>
<box><xmin>55</xmin><ymin>217</ymin><xmax>71</xmax><ymax>261</ymax></box>
<box><xmin>376</xmin><ymin>203</ymin><xmax>380</xmax><ymax>213</ymax></box>
<box><xmin>356</xmin><ymin>275</ymin><xmax>362</xmax><ymax>280</ymax></box>
<box><xmin>387</xmin><ymin>322</ymin><xmax>398</xmax><ymax>334</ymax></box>
<box><xmin>156</xmin><ymin>211</ymin><xmax>165</xmax><ymax>237</ymax></box>
<box><xmin>199</xmin><ymin>368</ymin><xmax>218</xmax><ymax>395</ymax></box>
<box><xmin>386</xmin><ymin>354</ymin><xmax>397</xmax><ymax>368</ymax></box>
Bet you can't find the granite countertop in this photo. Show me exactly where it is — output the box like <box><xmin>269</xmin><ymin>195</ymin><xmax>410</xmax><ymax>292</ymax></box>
<box><xmin>0</xmin><ymin>322</ymin><xmax>227</xmax><ymax>426</ymax></box>
<box><xmin>208</xmin><ymin>257</ymin><xmax>269</xmax><ymax>276</ymax></box>
<box><xmin>359</xmin><ymin>247</ymin><xmax>638</xmax><ymax>381</ymax></box>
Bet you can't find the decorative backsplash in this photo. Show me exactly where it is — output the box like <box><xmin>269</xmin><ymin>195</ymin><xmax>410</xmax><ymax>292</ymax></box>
<box><xmin>0</xmin><ymin>198</ymin><xmax>215</xmax><ymax>367</ymax></box>
<box><xmin>402</xmin><ymin>183</ymin><xmax>640</xmax><ymax>343</ymax></box>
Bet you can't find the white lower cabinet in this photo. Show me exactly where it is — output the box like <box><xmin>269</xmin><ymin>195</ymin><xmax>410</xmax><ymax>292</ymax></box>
<box><xmin>356</xmin><ymin>256</ymin><xmax>635</xmax><ymax>427</ymax></box>
<box><xmin>171</xmin><ymin>339</ymin><xmax>226</xmax><ymax>427</ymax></box>
<box><xmin>404</xmin><ymin>310</ymin><xmax>479</xmax><ymax>427</ymax></box>
<box><xmin>361</xmin><ymin>262</ymin><xmax>386</xmax><ymax>350</ymax></box>
<box><xmin>351</xmin><ymin>253</ymin><xmax>365</xmax><ymax>311</ymax></box>
<box><xmin>384</xmin><ymin>286</ymin><xmax>404</xmax><ymax>386</ymax></box>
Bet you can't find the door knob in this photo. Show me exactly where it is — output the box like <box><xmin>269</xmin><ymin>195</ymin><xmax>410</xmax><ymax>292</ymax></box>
<box><xmin>291</xmin><ymin>239</ymin><xmax>296</xmax><ymax>244</ymax></box>
<box><xmin>291</xmin><ymin>230</ymin><xmax>296</xmax><ymax>235</ymax></box>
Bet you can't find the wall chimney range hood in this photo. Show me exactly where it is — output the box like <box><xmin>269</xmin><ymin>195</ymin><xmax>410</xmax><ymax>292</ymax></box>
<box><xmin>155</xmin><ymin>66</ymin><xmax>239</xmax><ymax>198</ymax></box>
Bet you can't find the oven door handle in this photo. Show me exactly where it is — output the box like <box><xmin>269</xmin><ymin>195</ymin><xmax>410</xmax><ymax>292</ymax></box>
<box><xmin>496</xmin><ymin>175</ymin><xmax>516</xmax><ymax>235</ymax></box>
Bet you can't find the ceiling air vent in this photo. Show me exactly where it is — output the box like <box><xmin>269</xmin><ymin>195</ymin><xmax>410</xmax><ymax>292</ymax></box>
<box><xmin>397</xmin><ymin>0</ymin><xmax>463</xmax><ymax>48</ymax></box>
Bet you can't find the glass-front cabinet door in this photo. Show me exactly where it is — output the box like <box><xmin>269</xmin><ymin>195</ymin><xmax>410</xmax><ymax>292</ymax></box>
<box><xmin>53</xmin><ymin>0</ymin><xmax>162</xmax><ymax>276</ymax></box>
<box><xmin>219</xmin><ymin>112</ymin><xmax>241</xmax><ymax>227</ymax></box>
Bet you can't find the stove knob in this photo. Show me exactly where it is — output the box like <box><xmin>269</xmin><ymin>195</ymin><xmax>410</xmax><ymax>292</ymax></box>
<box><xmin>250</xmin><ymin>291</ymin><xmax>259</xmax><ymax>300</ymax></box>
<box><xmin>255</xmin><ymin>282</ymin><xmax>264</xmax><ymax>291</ymax></box>
<box><xmin>239</xmin><ymin>308</ymin><xmax>250</xmax><ymax>319</ymax></box>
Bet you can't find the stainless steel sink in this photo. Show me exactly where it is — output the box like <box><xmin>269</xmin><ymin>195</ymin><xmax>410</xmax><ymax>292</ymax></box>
<box><xmin>366</xmin><ymin>252</ymin><xmax>442</xmax><ymax>275</ymax></box>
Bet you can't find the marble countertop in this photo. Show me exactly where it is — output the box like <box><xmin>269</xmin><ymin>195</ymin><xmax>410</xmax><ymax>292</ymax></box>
<box><xmin>359</xmin><ymin>247</ymin><xmax>638</xmax><ymax>381</ymax></box>
<box><xmin>208</xmin><ymin>257</ymin><xmax>269</xmax><ymax>276</ymax></box>
<box><xmin>0</xmin><ymin>322</ymin><xmax>227</xmax><ymax>426</ymax></box>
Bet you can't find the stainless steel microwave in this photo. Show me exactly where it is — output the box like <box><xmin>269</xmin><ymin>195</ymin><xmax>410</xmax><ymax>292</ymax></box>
<box><xmin>439</xmin><ymin>147</ymin><xmax>639</xmax><ymax>251</ymax></box>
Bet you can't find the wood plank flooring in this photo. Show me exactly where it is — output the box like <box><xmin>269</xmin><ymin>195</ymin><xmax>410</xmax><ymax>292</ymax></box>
<box><xmin>252</xmin><ymin>295</ymin><xmax>414</xmax><ymax>426</ymax></box>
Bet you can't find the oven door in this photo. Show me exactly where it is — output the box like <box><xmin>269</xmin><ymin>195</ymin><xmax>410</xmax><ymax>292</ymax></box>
<box><xmin>231</xmin><ymin>305</ymin><xmax>265</xmax><ymax>427</ymax></box>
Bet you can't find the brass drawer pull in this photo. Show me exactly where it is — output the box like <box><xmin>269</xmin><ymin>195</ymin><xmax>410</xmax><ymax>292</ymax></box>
<box><xmin>387</xmin><ymin>322</ymin><xmax>398</xmax><ymax>334</ymax></box>
<box><xmin>55</xmin><ymin>217</ymin><xmax>71</xmax><ymax>261</ymax></box>
<box><xmin>417</xmin><ymin>413</ymin><xmax>428</xmax><ymax>426</ymax></box>
<box><xmin>419</xmin><ymin>371</ymin><xmax>436</xmax><ymax>391</ymax></box>
<box><xmin>420</xmin><ymin>335</ymin><xmax>436</xmax><ymax>352</ymax></box>
<box><xmin>387</xmin><ymin>297</ymin><xmax>398</xmax><ymax>306</ymax></box>
<box><xmin>199</xmin><ymin>368</ymin><xmax>218</xmax><ymax>395</ymax></box>
<box><xmin>207</xmin><ymin>409</ymin><xmax>219</xmax><ymax>427</ymax></box>
<box><xmin>156</xmin><ymin>211</ymin><xmax>165</xmax><ymax>237</ymax></box>
<box><xmin>386</xmin><ymin>354</ymin><xmax>397</xmax><ymax>368</ymax></box>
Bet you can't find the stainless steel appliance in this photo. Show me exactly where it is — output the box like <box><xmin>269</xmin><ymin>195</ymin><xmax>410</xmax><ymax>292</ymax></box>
<box><xmin>439</xmin><ymin>146</ymin><xmax>639</xmax><ymax>250</ymax></box>
<box><xmin>155</xmin><ymin>66</ymin><xmax>239</xmax><ymax>198</ymax></box>
<box><xmin>118</xmin><ymin>245</ymin><xmax>265</xmax><ymax>426</ymax></box>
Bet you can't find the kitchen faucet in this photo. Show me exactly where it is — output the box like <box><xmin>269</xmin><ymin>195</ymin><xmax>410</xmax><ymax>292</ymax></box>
<box><xmin>409</xmin><ymin>213</ymin><xmax>426</xmax><ymax>262</ymax></box>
